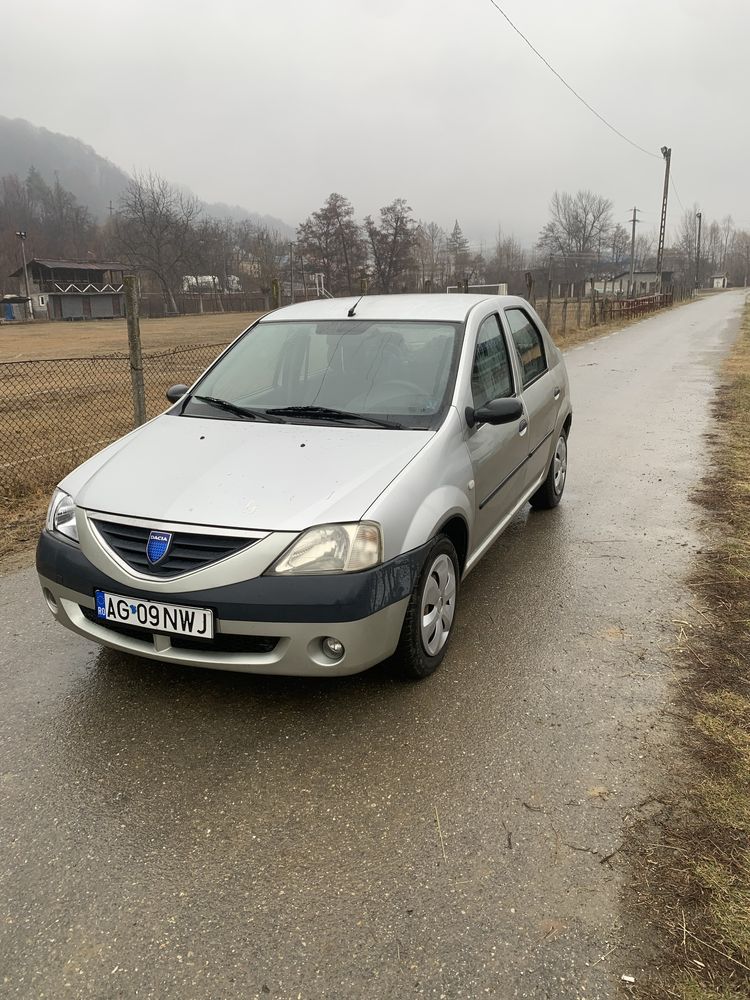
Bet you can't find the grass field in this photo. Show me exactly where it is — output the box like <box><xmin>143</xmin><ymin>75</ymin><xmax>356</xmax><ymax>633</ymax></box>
<box><xmin>0</xmin><ymin>310</ymin><xmax>264</xmax><ymax>361</ymax></box>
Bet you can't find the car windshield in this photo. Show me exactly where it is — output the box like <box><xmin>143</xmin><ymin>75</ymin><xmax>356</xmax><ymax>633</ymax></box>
<box><xmin>180</xmin><ymin>318</ymin><xmax>462</xmax><ymax>430</ymax></box>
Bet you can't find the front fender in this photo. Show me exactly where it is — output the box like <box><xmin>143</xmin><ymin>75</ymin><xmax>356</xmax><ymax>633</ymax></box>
<box><xmin>363</xmin><ymin>408</ymin><xmax>474</xmax><ymax>562</ymax></box>
<box><xmin>398</xmin><ymin>487</ymin><xmax>472</xmax><ymax>558</ymax></box>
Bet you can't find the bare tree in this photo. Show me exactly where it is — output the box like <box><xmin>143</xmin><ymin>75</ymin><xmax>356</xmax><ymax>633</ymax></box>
<box><xmin>537</xmin><ymin>190</ymin><xmax>614</xmax><ymax>258</ymax></box>
<box><xmin>634</xmin><ymin>232</ymin><xmax>654</xmax><ymax>270</ymax></box>
<box><xmin>414</xmin><ymin>221</ymin><xmax>447</xmax><ymax>289</ymax></box>
<box><xmin>364</xmin><ymin>199</ymin><xmax>416</xmax><ymax>293</ymax></box>
<box><xmin>242</xmin><ymin>225</ymin><xmax>287</xmax><ymax>303</ymax></box>
<box><xmin>486</xmin><ymin>226</ymin><xmax>526</xmax><ymax>289</ymax></box>
<box><xmin>610</xmin><ymin>224</ymin><xmax>630</xmax><ymax>268</ymax></box>
<box><xmin>114</xmin><ymin>171</ymin><xmax>200</xmax><ymax>314</ymax></box>
<box><xmin>726</xmin><ymin>229</ymin><xmax>750</xmax><ymax>285</ymax></box>
<box><xmin>721</xmin><ymin>215</ymin><xmax>734</xmax><ymax>271</ymax></box>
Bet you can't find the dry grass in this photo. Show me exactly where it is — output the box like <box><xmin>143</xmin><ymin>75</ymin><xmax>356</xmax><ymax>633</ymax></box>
<box><xmin>628</xmin><ymin>301</ymin><xmax>750</xmax><ymax>999</ymax></box>
<box><xmin>0</xmin><ymin>316</ymin><xmax>254</xmax><ymax>569</ymax></box>
<box><xmin>0</xmin><ymin>310</ymin><xmax>263</xmax><ymax>361</ymax></box>
<box><xmin>0</xmin><ymin>342</ymin><xmax>229</xmax><ymax>501</ymax></box>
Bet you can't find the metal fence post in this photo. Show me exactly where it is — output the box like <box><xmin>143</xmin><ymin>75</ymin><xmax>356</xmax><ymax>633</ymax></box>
<box><xmin>123</xmin><ymin>275</ymin><xmax>146</xmax><ymax>427</ymax></box>
<box><xmin>546</xmin><ymin>279</ymin><xmax>553</xmax><ymax>329</ymax></box>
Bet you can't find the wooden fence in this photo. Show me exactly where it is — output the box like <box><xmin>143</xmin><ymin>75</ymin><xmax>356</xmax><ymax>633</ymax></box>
<box><xmin>536</xmin><ymin>286</ymin><xmax>692</xmax><ymax>338</ymax></box>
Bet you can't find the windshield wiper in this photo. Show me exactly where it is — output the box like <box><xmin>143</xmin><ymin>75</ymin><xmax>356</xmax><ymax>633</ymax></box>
<box><xmin>265</xmin><ymin>405</ymin><xmax>404</xmax><ymax>430</ymax></box>
<box><xmin>191</xmin><ymin>395</ymin><xmax>285</xmax><ymax>423</ymax></box>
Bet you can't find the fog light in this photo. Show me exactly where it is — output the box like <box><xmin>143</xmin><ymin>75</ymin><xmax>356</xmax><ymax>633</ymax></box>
<box><xmin>322</xmin><ymin>637</ymin><xmax>345</xmax><ymax>660</ymax></box>
<box><xmin>43</xmin><ymin>588</ymin><xmax>58</xmax><ymax>614</ymax></box>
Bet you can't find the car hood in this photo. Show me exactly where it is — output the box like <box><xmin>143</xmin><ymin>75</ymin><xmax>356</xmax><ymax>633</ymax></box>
<box><xmin>71</xmin><ymin>414</ymin><xmax>431</xmax><ymax>531</ymax></box>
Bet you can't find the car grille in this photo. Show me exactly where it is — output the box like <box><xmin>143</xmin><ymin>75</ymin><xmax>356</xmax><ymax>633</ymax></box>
<box><xmin>80</xmin><ymin>606</ymin><xmax>279</xmax><ymax>654</ymax></box>
<box><xmin>91</xmin><ymin>519</ymin><xmax>256</xmax><ymax>577</ymax></box>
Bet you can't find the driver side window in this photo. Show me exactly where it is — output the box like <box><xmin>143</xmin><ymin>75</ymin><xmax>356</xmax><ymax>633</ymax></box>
<box><xmin>471</xmin><ymin>314</ymin><xmax>514</xmax><ymax>408</ymax></box>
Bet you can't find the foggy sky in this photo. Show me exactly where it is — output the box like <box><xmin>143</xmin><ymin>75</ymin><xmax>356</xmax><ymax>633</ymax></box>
<box><xmin>3</xmin><ymin>0</ymin><xmax>748</xmax><ymax>247</ymax></box>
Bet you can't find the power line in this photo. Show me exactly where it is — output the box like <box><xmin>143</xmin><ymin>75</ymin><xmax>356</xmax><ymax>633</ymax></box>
<box><xmin>486</xmin><ymin>0</ymin><xmax>662</xmax><ymax>160</ymax></box>
<box><xmin>669</xmin><ymin>171</ymin><xmax>687</xmax><ymax>213</ymax></box>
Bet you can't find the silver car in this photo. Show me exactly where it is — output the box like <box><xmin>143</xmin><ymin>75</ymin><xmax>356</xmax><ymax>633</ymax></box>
<box><xmin>37</xmin><ymin>294</ymin><xmax>571</xmax><ymax>679</ymax></box>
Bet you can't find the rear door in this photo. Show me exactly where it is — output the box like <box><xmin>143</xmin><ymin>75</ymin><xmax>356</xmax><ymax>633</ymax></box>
<box><xmin>466</xmin><ymin>313</ymin><xmax>530</xmax><ymax>547</ymax></box>
<box><xmin>503</xmin><ymin>307</ymin><xmax>560</xmax><ymax>488</ymax></box>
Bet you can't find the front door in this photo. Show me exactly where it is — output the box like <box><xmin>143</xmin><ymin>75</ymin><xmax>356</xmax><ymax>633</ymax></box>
<box><xmin>466</xmin><ymin>314</ymin><xmax>530</xmax><ymax>548</ymax></box>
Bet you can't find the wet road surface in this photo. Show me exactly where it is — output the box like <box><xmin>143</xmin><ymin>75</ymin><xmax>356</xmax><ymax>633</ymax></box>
<box><xmin>0</xmin><ymin>291</ymin><xmax>745</xmax><ymax>999</ymax></box>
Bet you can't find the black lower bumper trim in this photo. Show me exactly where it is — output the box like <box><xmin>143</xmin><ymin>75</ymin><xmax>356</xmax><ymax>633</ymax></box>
<box><xmin>37</xmin><ymin>531</ymin><xmax>429</xmax><ymax>624</ymax></box>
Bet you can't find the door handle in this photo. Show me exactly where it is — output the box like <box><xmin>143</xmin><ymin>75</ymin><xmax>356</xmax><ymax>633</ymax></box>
<box><xmin>518</xmin><ymin>418</ymin><xmax>528</xmax><ymax>436</ymax></box>
<box><xmin>553</xmin><ymin>387</ymin><xmax>561</xmax><ymax>400</ymax></box>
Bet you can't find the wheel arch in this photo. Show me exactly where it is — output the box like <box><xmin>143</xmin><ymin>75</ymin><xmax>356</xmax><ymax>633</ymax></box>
<box><xmin>436</xmin><ymin>514</ymin><xmax>470</xmax><ymax>575</ymax></box>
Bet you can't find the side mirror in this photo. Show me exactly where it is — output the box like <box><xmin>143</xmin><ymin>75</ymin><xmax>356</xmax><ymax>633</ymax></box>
<box><xmin>166</xmin><ymin>383</ymin><xmax>189</xmax><ymax>404</ymax></box>
<box><xmin>466</xmin><ymin>397</ymin><xmax>523</xmax><ymax>428</ymax></box>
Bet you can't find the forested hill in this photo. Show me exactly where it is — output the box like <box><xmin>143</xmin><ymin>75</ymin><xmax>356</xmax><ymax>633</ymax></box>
<box><xmin>0</xmin><ymin>116</ymin><xmax>129</xmax><ymax>219</ymax></box>
<box><xmin>0</xmin><ymin>116</ymin><xmax>292</xmax><ymax>233</ymax></box>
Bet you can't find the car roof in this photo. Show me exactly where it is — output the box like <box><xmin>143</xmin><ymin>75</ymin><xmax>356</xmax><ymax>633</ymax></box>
<box><xmin>263</xmin><ymin>293</ymin><xmax>530</xmax><ymax>324</ymax></box>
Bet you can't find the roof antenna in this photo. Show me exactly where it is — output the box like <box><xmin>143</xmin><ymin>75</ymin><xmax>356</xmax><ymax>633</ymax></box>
<box><xmin>347</xmin><ymin>295</ymin><xmax>364</xmax><ymax>317</ymax></box>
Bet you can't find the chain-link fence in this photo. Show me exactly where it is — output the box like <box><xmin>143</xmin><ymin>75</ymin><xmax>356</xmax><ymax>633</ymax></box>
<box><xmin>0</xmin><ymin>342</ymin><xmax>228</xmax><ymax>500</ymax></box>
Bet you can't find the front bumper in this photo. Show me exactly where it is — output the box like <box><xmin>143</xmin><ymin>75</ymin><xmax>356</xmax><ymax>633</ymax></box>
<box><xmin>37</xmin><ymin>531</ymin><xmax>426</xmax><ymax>676</ymax></box>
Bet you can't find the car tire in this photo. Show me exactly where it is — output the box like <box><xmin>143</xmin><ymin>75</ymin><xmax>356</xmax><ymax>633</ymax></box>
<box><xmin>529</xmin><ymin>428</ymin><xmax>568</xmax><ymax>510</ymax></box>
<box><xmin>394</xmin><ymin>535</ymin><xmax>460</xmax><ymax>680</ymax></box>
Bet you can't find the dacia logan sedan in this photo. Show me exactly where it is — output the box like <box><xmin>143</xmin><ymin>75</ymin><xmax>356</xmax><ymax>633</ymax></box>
<box><xmin>37</xmin><ymin>294</ymin><xmax>571</xmax><ymax>679</ymax></box>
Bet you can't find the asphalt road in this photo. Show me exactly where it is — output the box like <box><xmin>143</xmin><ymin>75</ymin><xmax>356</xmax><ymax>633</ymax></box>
<box><xmin>0</xmin><ymin>291</ymin><xmax>745</xmax><ymax>999</ymax></box>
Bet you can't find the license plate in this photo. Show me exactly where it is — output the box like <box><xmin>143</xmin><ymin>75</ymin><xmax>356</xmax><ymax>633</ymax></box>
<box><xmin>94</xmin><ymin>590</ymin><xmax>214</xmax><ymax>639</ymax></box>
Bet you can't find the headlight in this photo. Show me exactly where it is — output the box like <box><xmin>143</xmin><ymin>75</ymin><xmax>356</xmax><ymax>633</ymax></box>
<box><xmin>46</xmin><ymin>488</ymin><xmax>79</xmax><ymax>542</ymax></box>
<box><xmin>269</xmin><ymin>522</ymin><xmax>382</xmax><ymax>575</ymax></box>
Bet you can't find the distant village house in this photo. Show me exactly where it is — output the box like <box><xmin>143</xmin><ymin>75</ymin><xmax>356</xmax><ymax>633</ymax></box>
<box><xmin>8</xmin><ymin>258</ymin><xmax>126</xmax><ymax>320</ymax></box>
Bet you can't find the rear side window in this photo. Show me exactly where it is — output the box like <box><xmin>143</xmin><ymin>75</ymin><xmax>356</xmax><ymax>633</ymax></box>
<box><xmin>506</xmin><ymin>309</ymin><xmax>547</xmax><ymax>386</ymax></box>
<box><xmin>471</xmin><ymin>314</ymin><xmax>514</xmax><ymax>408</ymax></box>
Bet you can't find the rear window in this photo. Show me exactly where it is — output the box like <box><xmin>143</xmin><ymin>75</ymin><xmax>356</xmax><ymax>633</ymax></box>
<box><xmin>505</xmin><ymin>309</ymin><xmax>547</xmax><ymax>386</ymax></box>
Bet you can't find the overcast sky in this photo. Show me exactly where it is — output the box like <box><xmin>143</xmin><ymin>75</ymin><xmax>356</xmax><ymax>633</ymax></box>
<box><xmin>3</xmin><ymin>0</ymin><xmax>748</xmax><ymax>246</ymax></box>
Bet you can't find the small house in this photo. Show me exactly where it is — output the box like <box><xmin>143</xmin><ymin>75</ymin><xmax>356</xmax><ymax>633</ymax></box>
<box><xmin>710</xmin><ymin>274</ymin><xmax>728</xmax><ymax>289</ymax></box>
<box><xmin>8</xmin><ymin>258</ymin><xmax>126</xmax><ymax>320</ymax></box>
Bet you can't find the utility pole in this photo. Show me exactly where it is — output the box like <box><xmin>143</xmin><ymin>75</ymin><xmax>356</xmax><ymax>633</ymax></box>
<box><xmin>289</xmin><ymin>243</ymin><xmax>295</xmax><ymax>304</ymax></box>
<box><xmin>655</xmin><ymin>146</ymin><xmax>672</xmax><ymax>292</ymax></box>
<box><xmin>695</xmin><ymin>211</ymin><xmax>702</xmax><ymax>290</ymax></box>
<box><xmin>15</xmin><ymin>230</ymin><xmax>33</xmax><ymax>322</ymax></box>
<box><xmin>628</xmin><ymin>207</ymin><xmax>640</xmax><ymax>299</ymax></box>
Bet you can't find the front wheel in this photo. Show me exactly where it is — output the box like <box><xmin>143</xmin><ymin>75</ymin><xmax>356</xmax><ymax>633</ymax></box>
<box><xmin>529</xmin><ymin>429</ymin><xmax>568</xmax><ymax>510</ymax></box>
<box><xmin>394</xmin><ymin>536</ymin><xmax>459</xmax><ymax>680</ymax></box>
